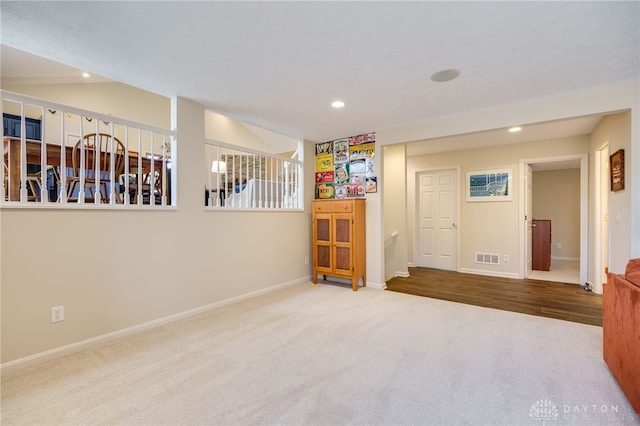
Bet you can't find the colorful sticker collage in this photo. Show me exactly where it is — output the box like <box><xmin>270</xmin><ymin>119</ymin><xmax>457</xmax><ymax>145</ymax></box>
<box><xmin>315</xmin><ymin>133</ymin><xmax>376</xmax><ymax>199</ymax></box>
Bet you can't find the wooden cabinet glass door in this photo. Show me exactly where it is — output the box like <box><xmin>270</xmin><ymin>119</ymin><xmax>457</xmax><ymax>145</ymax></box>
<box><xmin>314</xmin><ymin>213</ymin><xmax>333</xmax><ymax>274</ymax></box>
<box><xmin>333</xmin><ymin>214</ymin><xmax>353</xmax><ymax>276</ymax></box>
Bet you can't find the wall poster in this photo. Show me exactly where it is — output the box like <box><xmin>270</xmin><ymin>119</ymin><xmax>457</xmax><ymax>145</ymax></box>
<box><xmin>466</xmin><ymin>168</ymin><xmax>512</xmax><ymax>202</ymax></box>
<box><xmin>315</xmin><ymin>132</ymin><xmax>376</xmax><ymax>199</ymax></box>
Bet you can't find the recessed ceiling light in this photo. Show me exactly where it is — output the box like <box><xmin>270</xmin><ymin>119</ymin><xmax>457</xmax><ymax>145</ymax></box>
<box><xmin>509</xmin><ymin>126</ymin><xmax>522</xmax><ymax>133</ymax></box>
<box><xmin>430</xmin><ymin>68</ymin><xmax>460</xmax><ymax>83</ymax></box>
<box><xmin>331</xmin><ymin>100</ymin><xmax>345</xmax><ymax>109</ymax></box>
<box><xmin>82</xmin><ymin>72</ymin><xmax>90</xmax><ymax>78</ymax></box>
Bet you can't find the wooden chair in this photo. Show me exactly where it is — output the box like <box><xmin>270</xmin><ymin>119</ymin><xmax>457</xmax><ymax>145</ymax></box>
<box><xmin>126</xmin><ymin>168</ymin><xmax>162</xmax><ymax>204</ymax></box>
<box><xmin>25</xmin><ymin>172</ymin><xmax>41</xmax><ymax>201</ymax></box>
<box><xmin>4</xmin><ymin>157</ymin><xmax>43</xmax><ymax>202</ymax></box>
<box><xmin>32</xmin><ymin>165</ymin><xmax>61</xmax><ymax>202</ymax></box>
<box><xmin>3</xmin><ymin>158</ymin><xmax>8</xmax><ymax>201</ymax></box>
<box><xmin>66</xmin><ymin>133</ymin><xmax>126</xmax><ymax>203</ymax></box>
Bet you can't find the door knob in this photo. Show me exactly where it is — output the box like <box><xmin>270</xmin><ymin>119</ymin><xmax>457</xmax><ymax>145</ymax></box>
<box><xmin>452</xmin><ymin>222</ymin><xmax>457</xmax><ymax>228</ymax></box>
<box><xmin>531</xmin><ymin>224</ymin><xmax>537</xmax><ymax>227</ymax></box>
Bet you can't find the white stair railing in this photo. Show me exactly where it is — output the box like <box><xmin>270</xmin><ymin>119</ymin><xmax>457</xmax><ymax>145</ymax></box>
<box><xmin>205</xmin><ymin>140</ymin><xmax>302</xmax><ymax>210</ymax></box>
<box><xmin>1</xmin><ymin>90</ymin><xmax>174</xmax><ymax>208</ymax></box>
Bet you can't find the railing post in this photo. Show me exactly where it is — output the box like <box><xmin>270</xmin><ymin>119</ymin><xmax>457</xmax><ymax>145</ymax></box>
<box><xmin>59</xmin><ymin>110</ymin><xmax>67</xmax><ymax>203</ymax></box>
<box><xmin>39</xmin><ymin>105</ymin><xmax>48</xmax><ymax>203</ymax></box>
<box><xmin>161</xmin><ymin>133</ymin><xmax>168</xmax><ymax>206</ymax></box>
<box><xmin>19</xmin><ymin>103</ymin><xmax>28</xmax><ymax>203</ymax></box>
<box><xmin>78</xmin><ymin>118</ymin><xmax>85</xmax><ymax>203</ymax></box>
<box><xmin>137</xmin><ymin>130</ymin><xmax>143</xmax><ymax>205</ymax></box>
<box><xmin>109</xmin><ymin>123</ymin><xmax>116</xmax><ymax>205</ymax></box>
<box><xmin>124</xmin><ymin>125</ymin><xmax>130</xmax><ymax>205</ymax></box>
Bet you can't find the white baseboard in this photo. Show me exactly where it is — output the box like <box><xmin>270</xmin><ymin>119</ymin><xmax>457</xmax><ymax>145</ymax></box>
<box><xmin>1</xmin><ymin>276</ymin><xmax>310</xmax><ymax>372</ymax></box>
<box><xmin>319</xmin><ymin>275</ymin><xmax>386</xmax><ymax>290</ymax></box>
<box><xmin>395</xmin><ymin>271</ymin><xmax>410</xmax><ymax>278</ymax></box>
<box><xmin>551</xmin><ymin>256</ymin><xmax>580</xmax><ymax>261</ymax></box>
<box><xmin>458</xmin><ymin>268</ymin><xmax>520</xmax><ymax>279</ymax></box>
<box><xmin>366</xmin><ymin>281</ymin><xmax>387</xmax><ymax>290</ymax></box>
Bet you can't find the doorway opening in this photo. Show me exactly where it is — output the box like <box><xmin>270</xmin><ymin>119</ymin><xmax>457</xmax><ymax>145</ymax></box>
<box><xmin>593</xmin><ymin>140</ymin><xmax>610</xmax><ymax>293</ymax></box>
<box><xmin>519</xmin><ymin>154</ymin><xmax>588</xmax><ymax>286</ymax></box>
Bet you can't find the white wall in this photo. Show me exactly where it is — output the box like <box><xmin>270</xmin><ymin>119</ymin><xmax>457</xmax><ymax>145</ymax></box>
<box><xmin>383</xmin><ymin>144</ymin><xmax>409</xmax><ymax>281</ymax></box>
<box><xmin>405</xmin><ymin>136</ymin><xmax>589</xmax><ymax>278</ymax></box>
<box><xmin>205</xmin><ymin>110</ymin><xmax>298</xmax><ymax>154</ymax></box>
<box><xmin>3</xmin><ymin>83</ymin><xmax>170</xmax><ymax>129</ymax></box>
<box><xmin>589</xmin><ymin>111</ymin><xmax>632</xmax><ymax>284</ymax></box>
<box><xmin>1</xmin><ymin>88</ymin><xmax>311</xmax><ymax>365</ymax></box>
<box><xmin>532</xmin><ymin>169</ymin><xmax>581</xmax><ymax>259</ymax></box>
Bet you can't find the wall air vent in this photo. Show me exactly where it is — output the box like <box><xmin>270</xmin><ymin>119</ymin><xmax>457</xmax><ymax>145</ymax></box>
<box><xmin>475</xmin><ymin>252</ymin><xmax>500</xmax><ymax>265</ymax></box>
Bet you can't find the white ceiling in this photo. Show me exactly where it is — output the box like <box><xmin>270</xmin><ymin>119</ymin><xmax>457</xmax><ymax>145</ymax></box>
<box><xmin>1</xmin><ymin>1</ymin><xmax>638</xmax><ymax>150</ymax></box>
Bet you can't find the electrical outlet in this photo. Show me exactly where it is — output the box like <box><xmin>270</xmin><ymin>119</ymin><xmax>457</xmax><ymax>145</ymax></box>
<box><xmin>51</xmin><ymin>306</ymin><xmax>64</xmax><ymax>323</ymax></box>
<box><xmin>304</xmin><ymin>256</ymin><xmax>309</xmax><ymax>265</ymax></box>
<box><xmin>556</xmin><ymin>243</ymin><xmax>561</xmax><ymax>249</ymax></box>
<box><xmin>503</xmin><ymin>254</ymin><xmax>510</xmax><ymax>262</ymax></box>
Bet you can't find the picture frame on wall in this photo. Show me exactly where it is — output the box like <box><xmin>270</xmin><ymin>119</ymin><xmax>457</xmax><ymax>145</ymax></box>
<box><xmin>466</xmin><ymin>168</ymin><xmax>512</xmax><ymax>202</ymax></box>
<box><xmin>610</xmin><ymin>149</ymin><xmax>625</xmax><ymax>192</ymax></box>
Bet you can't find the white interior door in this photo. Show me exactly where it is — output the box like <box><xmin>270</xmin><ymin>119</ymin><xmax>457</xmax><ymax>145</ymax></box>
<box><xmin>525</xmin><ymin>164</ymin><xmax>533</xmax><ymax>277</ymax></box>
<box><xmin>416</xmin><ymin>169</ymin><xmax>457</xmax><ymax>270</ymax></box>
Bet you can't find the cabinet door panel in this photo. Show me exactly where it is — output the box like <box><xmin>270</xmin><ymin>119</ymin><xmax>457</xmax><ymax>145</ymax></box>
<box><xmin>334</xmin><ymin>246</ymin><xmax>351</xmax><ymax>274</ymax></box>
<box><xmin>316</xmin><ymin>217</ymin><xmax>331</xmax><ymax>242</ymax></box>
<box><xmin>313</xmin><ymin>213</ymin><xmax>333</xmax><ymax>274</ymax></box>
<box><xmin>333</xmin><ymin>214</ymin><xmax>353</xmax><ymax>275</ymax></box>
<box><xmin>317</xmin><ymin>245</ymin><xmax>331</xmax><ymax>269</ymax></box>
<box><xmin>334</xmin><ymin>217</ymin><xmax>351</xmax><ymax>243</ymax></box>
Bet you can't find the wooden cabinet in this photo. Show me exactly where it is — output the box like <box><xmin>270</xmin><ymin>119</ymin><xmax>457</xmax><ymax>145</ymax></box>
<box><xmin>312</xmin><ymin>199</ymin><xmax>366</xmax><ymax>291</ymax></box>
<box><xmin>532</xmin><ymin>219</ymin><xmax>551</xmax><ymax>271</ymax></box>
<box><xmin>3</xmin><ymin>113</ymin><xmax>41</xmax><ymax>140</ymax></box>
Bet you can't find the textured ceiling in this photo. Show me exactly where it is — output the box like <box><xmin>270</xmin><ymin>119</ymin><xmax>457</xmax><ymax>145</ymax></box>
<box><xmin>1</xmin><ymin>1</ymin><xmax>639</xmax><ymax>144</ymax></box>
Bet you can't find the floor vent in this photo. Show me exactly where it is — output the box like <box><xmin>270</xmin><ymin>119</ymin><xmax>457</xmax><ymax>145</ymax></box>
<box><xmin>475</xmin><ymin>252</ymin><xmax>500</xmax><ymax>265</ymax></box>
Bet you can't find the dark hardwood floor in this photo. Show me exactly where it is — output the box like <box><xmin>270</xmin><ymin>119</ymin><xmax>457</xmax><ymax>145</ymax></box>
<box><xmin>385</xmin><ymin>267</ymin><xmax>603</xmax><ymax>326</ymax></box>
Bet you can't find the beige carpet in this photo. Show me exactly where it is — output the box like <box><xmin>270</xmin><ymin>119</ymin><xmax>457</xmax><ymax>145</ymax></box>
<box><xmin>2</xmin><ymin>282</ymin><xmax>638</xmax><ymax>425</ymax></box>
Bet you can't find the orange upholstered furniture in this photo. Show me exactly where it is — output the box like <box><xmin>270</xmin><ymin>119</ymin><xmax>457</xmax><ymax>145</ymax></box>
<box><xmin>603</xmin><ymin>259</ymin><xmax>640</xmax><ymax>415</ymax></box>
